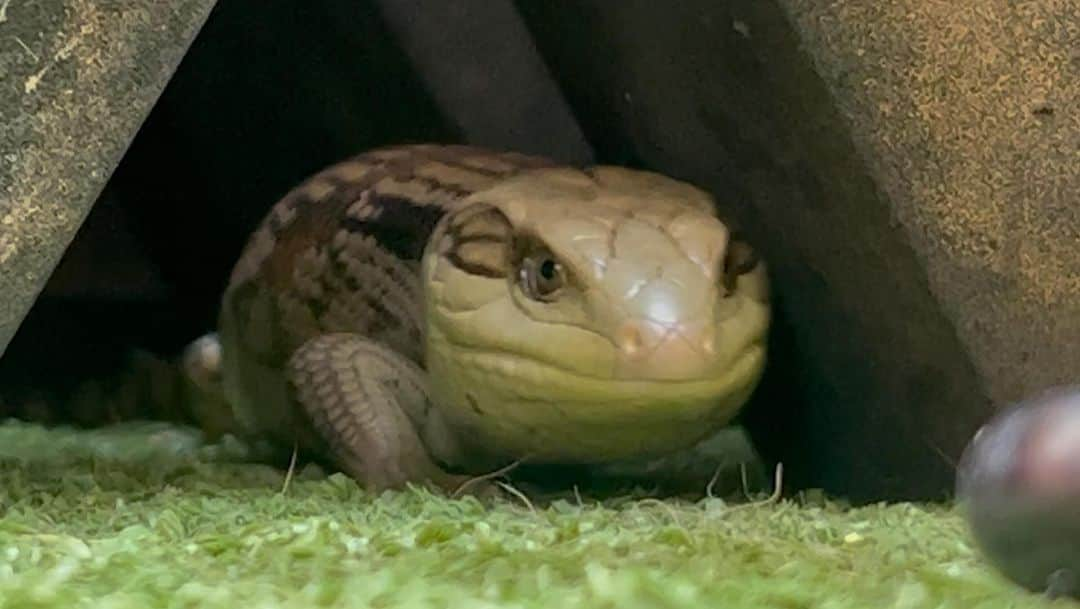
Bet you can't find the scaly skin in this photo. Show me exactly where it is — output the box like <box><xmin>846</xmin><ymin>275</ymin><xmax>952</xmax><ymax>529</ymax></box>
<box><xmin>184</xmin><ymin>144</ymin><xmax>770</xmax><ymax>494</ymax></box>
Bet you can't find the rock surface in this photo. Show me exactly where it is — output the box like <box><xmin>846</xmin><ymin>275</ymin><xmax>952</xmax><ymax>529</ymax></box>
<box><xmin>0</xmin><ymin>0</ymin><xmax>218</xmax><ymax>355</ymax></box>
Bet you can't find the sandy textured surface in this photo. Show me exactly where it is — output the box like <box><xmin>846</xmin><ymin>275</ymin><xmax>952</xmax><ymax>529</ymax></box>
<box><xmin>0</xmin><ymin>0</ymin><xmax>216</xmax><ymax>354</ymax></box>
<box><xmin>783</xmin><ymin>0</ymin><xmax>1080</xmax><ymax>406</ymax></box>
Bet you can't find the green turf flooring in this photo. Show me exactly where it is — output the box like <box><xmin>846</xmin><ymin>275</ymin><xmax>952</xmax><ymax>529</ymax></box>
<box><xmin>0</xmin><ymin>419</ymin><xmax>1065</xmax><ymax>608</ymax></box>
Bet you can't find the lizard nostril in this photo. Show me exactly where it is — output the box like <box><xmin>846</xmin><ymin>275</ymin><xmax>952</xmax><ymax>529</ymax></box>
<box><xmin>616</xmin><ymin>323</ymin><xmax>644</xmax><ymax>356</ymax></box>
<box><xmin>722</xmin><ymin>238</ymin><xmax>759</xmax><ymax>294</ymax></box>
<box><xmin>701</xmin><ymin>335</ymin><xmax>716</xmax><ymax>355</ymax></box>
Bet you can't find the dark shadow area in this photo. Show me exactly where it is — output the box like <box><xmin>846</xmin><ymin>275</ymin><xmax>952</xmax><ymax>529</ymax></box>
<box><xmin>0</xmin><ymin>0</ymin><xmax>456</xmax><ymax>425</ymax></box>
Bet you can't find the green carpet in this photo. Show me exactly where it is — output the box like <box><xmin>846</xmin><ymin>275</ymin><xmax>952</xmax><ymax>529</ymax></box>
<box><xmin>0</xmin><ymin>420</ymin><xmax>1062</xmax><ymax>608</ymax></box>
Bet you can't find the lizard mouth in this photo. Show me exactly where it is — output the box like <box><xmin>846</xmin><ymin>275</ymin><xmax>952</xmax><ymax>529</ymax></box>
<box><xmin>457</xmin><ymin>341</ymin><xmax>764</xmax><ymax>396</ymax></box>
<box><xmin>424</xmin><ymin>332</ymin><xmax>766</xmax><ymax>461</ymax></box>
<box><xmin>428</xmin><ymin>332</ymin><xmax>766</xmax><ymax>413</ymax></box>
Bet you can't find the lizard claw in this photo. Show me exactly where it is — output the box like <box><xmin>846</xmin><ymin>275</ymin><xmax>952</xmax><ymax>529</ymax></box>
<box><xmin>1044</xmin><ymin>568</ymin><xmax>1078</xmax><ymax>600</ymax></box>
<box><xmin>181</xmin><ymin>333</ymin><xmax>223</xmax><ymax>393</ymax></box>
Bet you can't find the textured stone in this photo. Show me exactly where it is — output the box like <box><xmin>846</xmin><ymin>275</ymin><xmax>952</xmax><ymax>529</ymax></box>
<box><xmin>0</xmin><ymin>0</ymin><xmax>218</xmax><ymax>355</ymax></box>
<box><xmin>373</xmin><ymin>0</ymin><xmax>593</xmax><ymax>165</ymax></box>
<box><xmin>781</xmin><ymin>0</ymin><xmax>1080</xmax><ymax>410</ymax></box>
<box><xmin>517</xmin><ymin>0</ymin><xmax>1079</xmax><ymax>501</ymax></box>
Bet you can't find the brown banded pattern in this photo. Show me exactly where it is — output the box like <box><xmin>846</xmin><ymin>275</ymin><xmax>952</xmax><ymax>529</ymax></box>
<box><xmin>221</xmin><ymin>145</ymin><xmax>557</xmax><ymax>371</ymax></box>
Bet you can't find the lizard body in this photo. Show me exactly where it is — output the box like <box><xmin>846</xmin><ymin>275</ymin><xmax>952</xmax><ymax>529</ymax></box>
<box><xmin>186</xmin><ymin>144</ymin><xmax>770</xmax><ymax>493</ymax></box>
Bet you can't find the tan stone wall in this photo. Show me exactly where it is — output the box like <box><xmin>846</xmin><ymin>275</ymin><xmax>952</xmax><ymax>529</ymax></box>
<box><xmin>784</xmin><ymin>0</ymin><xmax>1080</xmax><ymax>406</ymax></box>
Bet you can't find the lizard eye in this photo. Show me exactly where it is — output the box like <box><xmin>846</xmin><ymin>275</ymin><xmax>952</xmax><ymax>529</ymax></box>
<box><xmin>721</xmin><ymin>237</ymin><xmax>759</xmax><ymax>294</ymax></box>
<box><xmin>519</xmin><ymin>250</ymin><xmax>565</xmax><ymax>301</ymax></box>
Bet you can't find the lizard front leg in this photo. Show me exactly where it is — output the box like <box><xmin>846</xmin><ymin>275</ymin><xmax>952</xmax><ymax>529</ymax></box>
<box><xmin>286</xmin><ymin>333</ymin><xmax>476</xmax><ymax>494</ymax></box>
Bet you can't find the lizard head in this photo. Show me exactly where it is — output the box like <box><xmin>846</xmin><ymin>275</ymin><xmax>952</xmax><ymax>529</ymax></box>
<box><xmin>420</xmin><ymin>165</ymin><xmax>770</xmax><ymax>463</ymax></box>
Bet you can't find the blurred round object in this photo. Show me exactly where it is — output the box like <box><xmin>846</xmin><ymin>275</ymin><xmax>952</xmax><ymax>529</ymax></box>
<box><xmin>956</xmin><ymin>385</ymin><xmax>1080</xmax><ymax>599</ymax></box>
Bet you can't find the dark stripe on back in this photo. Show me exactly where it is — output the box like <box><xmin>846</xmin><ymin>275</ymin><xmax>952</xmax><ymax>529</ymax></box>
<box><xmin>340</xmin><ymin>195</ymin><xmax>448</xmax><ymax>262</ymax></box>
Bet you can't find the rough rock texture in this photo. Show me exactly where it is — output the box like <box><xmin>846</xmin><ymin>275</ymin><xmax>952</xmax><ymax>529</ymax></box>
<box><xmin>517</xmin><ymin>0</ymin><xmax>1079</xmax><ymax>501</ymax></box>
<box><xmin>0</xmin><ymin>0</ymin><xmax>218</xmax><ymax>355</ymax></box>
<box><xmin>372</xmin><ymin>0</ymin><xmax>594</xmax><ymax>165</ymax></box>
<box><xmin>782</xmin><ymin>0</ymin><xmax>1080</xmax><ymax>410</ymax></box>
